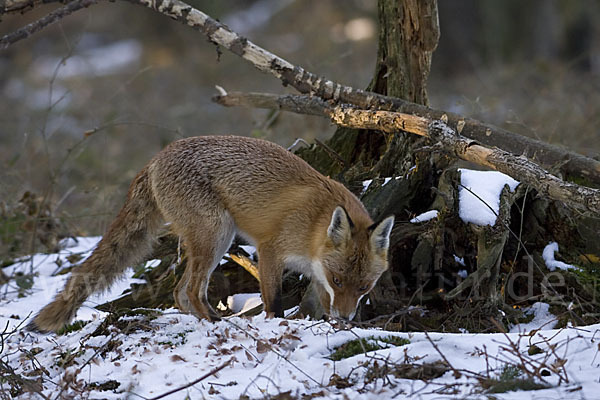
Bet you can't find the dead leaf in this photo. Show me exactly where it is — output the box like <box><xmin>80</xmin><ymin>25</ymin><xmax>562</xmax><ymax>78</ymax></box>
<box><xmin>256</xmin><ymin>340</ymin><xmax>271</xmax><ymax>354</ymax></box>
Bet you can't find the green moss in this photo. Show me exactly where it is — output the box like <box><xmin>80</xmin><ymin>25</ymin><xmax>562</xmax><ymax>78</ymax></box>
<box><xmin>90</xmin><ymin>309</ymin><xmax>160</xmax><ymax>337</ymax></box>
<box><xmin>499</xmin><ymin>365</ymin><xmax>520</xmax><ymax>381</ymax></box>
<box><xmin>87</xmin><ymin>380</ymin><xmax>120</xmax><ymax>392</ymax></box>
<box><xmin>516</xmin><ymin>310</ymin><xmax>536</xmax><ymax>325</ymax></box>
<box><xmin>329</xmin><ymin>335</ymin><xmax>410</xmax><ymax>361</ymax></box>
<box><xmin>481</xmin><ymin>365</ymin><xmax>550</xmax><ymax>393</ymax></box>
<box><xmin>57</xmin><ymin>320</ymin><xmax>89</xmax><ymax>335</ymax></box>
<box><xmin>158</xmin><ymin>329</ymin><xmax>193</xmax><ymax>347</ymax></box>
<box><xmin>527</xmin><ymin>345</ymin><xmax>544</xmax><ymax>356</ymax></box>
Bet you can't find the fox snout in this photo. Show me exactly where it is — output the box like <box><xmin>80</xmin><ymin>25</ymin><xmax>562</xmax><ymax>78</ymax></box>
<box><xmin>329</xmin><ymin>294</ymin><xmax>363</xmax><ymax>320</ymax></box>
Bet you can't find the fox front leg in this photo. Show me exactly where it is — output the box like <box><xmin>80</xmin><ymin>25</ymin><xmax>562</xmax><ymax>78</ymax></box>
<box><xmin>257</xmin><ymin>244</ymin><xmax>284</xmax><ymax>318</ymax></box>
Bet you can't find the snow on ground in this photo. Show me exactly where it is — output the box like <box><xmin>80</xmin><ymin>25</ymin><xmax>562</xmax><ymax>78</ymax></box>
<box><xmin>2</xmin><ymin>239</ymin><xmax>600</xmax><ymax>399</ymax></box>
<box><xmin>0</xmin><ymin>237</ymin><xmax>145</xmax><ymax>324</ymax></box>
<box><xmin>225</xmin><ymin>293</ymin><xmax>262</xmax><ymax>314</ymax></box>
<box><xmin>543</xmin><ymin>242</ymin><xmax>579</xmax><ymax>272</ymax></box>
<box><xmin>361</xmin><ymin>177</ymin><xmax>402</xmax><ymax>195</ymax></box>
<box><xmin>510</xmin><ymin>302</ymin><xmax>558</xmax><ymax>334</ymax></box>
<box><xmin>458</xmin><ymin>169</ymin><xmax>520</xmax><ymax>226</ymax></box>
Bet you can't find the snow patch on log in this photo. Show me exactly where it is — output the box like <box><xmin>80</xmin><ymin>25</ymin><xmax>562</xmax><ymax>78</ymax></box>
<box><xmin>458</xmin><ymin>169</ymin><xmax>519</xmax><ymax>226</ymax></box>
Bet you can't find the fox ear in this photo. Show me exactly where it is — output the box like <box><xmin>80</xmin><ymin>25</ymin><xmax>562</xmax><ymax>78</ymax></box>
<box><xmin>327</xmin><ymin>206</ymin><xmax>353</xmax><ymax>246</ymax></box>
<box><xmin>369</xmin><ymin>215</ymin><xmax>395</xmax><ymax>253</ymax></box>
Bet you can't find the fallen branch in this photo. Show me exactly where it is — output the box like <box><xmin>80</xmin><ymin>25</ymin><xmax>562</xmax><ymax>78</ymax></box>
<box><xmin>215</xmin><ymin>91</ymin><xmax>600</xmax><ymax>216</ymax></box>
<box><xmin>213</xmin><ymin>92</ymin><xmax>600</xmax><ymax>187</ymax></box>
<box><xmin>3</xmin><ymin>0</ymin><xmax>599</xmax><ymax>185</ymax></box>
<box><xmin>213</xmin><ymin>90</ymin><xmax>328</xmax><ymax>118</ymax></box>
<box><xmin>333</xmin><ymin>108</ymin><xmax>600</xmax><ymax>214</ymax></box>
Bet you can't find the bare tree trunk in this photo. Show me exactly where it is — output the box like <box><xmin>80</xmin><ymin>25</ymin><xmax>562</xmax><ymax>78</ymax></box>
<box><xmin>369</xmin><ymin>0</ymin><xmax>439</xmax><ymax>104</ymax></box>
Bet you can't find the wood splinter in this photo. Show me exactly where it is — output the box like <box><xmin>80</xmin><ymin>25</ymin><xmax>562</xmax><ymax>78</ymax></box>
<box><xmin>228</xmin><ymin>254</ymin><xmax>260</xmax><ymax>281</ymax></box>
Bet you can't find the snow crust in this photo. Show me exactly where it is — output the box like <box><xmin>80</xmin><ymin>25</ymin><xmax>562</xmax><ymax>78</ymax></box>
<box><xmin>227</xmin><ymin>293</ymin><xmax>262</xmax><ymax>314</ymax></box>
<box><xmin>458</xmin><ymin>169</ymin><xmax>519</xmax><ymax>226</ymax></box>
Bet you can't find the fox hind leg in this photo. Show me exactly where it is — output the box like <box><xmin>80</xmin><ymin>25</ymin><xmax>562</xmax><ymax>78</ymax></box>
<box><xmin>172</xmin><ymin>212</ymin><xmax>235</xmax><ymax>321</ymax></box>
<box><xmin>174</xmin><ymin>262</ymin><xmax>193</xmax><ymax>313</ymax></box>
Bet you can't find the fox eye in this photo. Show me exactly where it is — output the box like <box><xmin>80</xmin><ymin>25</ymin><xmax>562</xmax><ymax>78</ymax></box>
<box><xmin>358</xmin><ymin>285</ymin><xmax>369</xmax><ymax>292</ymax></box>
<box><xmin>332</xmin><ymin>276</ymin><xmax>342</xmax><ymax>288</ymax></box>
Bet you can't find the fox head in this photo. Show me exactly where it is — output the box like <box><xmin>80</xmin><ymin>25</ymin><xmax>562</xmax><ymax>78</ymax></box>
<box><xmin>313</xmin><ymin>206</ymin><xmax>394</xmax><ymax>320</ymax></box>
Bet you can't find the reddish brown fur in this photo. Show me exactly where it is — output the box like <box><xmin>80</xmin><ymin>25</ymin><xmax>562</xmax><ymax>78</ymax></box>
<box><xmin>30</xmin><ymin>136</ymin><xmax>393</xmax><ymax>332</ymax></box>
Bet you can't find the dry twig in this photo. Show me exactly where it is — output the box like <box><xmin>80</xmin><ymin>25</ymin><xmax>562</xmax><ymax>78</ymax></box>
<box><xmin>148</xmin><ymin>358</ymin><xmax>233</xmax><ymax>400</ymax></box>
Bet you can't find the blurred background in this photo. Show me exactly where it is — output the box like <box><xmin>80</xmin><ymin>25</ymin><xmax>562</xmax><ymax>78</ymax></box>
<box><xmin>1</xmin><ymin>0</ymin><xmax>599</xmax><ymax>243</ymax></box>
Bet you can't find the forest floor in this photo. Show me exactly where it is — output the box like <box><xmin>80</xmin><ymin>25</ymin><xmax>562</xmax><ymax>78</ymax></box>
<box><xmin>1</xmin><ymin>236</ymin><xmax>599</xmax><ymax>399</ymax></box>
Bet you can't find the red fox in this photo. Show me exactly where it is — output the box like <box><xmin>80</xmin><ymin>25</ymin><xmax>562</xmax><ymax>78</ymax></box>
<box><xmin>30</xmin><ymin>136</ymin><xmax>394</xmax><ymax>332</ymax></box>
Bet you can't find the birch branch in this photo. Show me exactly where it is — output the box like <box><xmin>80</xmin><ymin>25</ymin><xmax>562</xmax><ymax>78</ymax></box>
<box><xmin>1</xmin><ymin>0</ymin><xmax>65</xmax><ymax>15</ymax></box>
<box><xmin>215</xmin><ymin>91</ymin><xmax>600</xmax><ymax>216</ymax></box>
<box><xmin>0</xmin><ymin>0</ymin><xmax>98</xmax><ymax>49</ymax></box>
<box><xmin>125</xmin><ymin>0</ymin><xmax>600</xmax><ymax>186</ymax></box>
<box><xmin>3</xmin><ymin>0</ymin><xmax>600</xmax><ymax>185</ymax></box>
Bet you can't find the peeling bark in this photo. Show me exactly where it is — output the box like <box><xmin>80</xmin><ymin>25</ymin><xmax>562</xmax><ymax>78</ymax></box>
<box><xmin>215</xmin><ymin>92</ymin><xmax>600</xmax><ymax>216</ymax></box>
